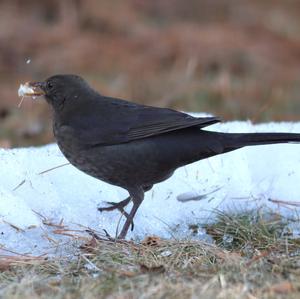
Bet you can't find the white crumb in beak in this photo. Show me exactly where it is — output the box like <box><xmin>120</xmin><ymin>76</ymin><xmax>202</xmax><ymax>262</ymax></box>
<box><xmin>18</xmin><ymin>83</ymin><xmax>35</xmax><ymax>97</ymax></box>
<box><xmin>17</xmin><ymin>83</ymin><xmax>38</xmax><ymax>108</ymax></box>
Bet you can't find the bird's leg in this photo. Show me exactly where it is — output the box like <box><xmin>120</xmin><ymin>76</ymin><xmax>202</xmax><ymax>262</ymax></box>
<box><xmin>117</xmin><ymin>187</ymin><xmax>144</xmax><ymax>239</ymax></box>
<box><xmin>98</xmin><ymin>196</ymin><xmax>134</xmax><ymax>230</ymax></box>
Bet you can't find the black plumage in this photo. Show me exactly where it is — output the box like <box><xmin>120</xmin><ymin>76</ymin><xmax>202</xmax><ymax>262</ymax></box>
<box><xmin>30</xmin><ymin>74</ymin><xmax>300</xmax><ymax>238</ymax></box>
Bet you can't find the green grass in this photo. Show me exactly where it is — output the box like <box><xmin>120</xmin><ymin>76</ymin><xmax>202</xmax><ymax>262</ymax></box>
<box><xmin>205</xmin><ymin>210</ymin><xmax>297</xmax><ymax>251</ymax></box>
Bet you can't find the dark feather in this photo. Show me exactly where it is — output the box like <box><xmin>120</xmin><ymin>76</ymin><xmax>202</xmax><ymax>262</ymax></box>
<box><xmin>61</xmin><ymin>96</ymin><xmax>220</xmax><ymax>146</ymax></box>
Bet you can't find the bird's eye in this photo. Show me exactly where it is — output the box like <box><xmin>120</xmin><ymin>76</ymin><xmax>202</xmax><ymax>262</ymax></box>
<box><xmin>47</xmin><ymin>82</ymin><xmax>53</xmax><ymax>89</ymax></box>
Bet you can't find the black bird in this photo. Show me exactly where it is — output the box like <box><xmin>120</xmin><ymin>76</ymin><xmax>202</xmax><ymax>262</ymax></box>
<box><xmin>28</xmin><ymin>74</ymin><xmax>300</xmax><ymax>239</ymax></box>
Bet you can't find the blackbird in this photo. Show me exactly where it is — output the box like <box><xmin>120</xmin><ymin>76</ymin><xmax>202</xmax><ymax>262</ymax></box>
<box><xmin>28</xmin><ymin>74</ymin><xmax>300</xmax><ymax>239</ymax></box>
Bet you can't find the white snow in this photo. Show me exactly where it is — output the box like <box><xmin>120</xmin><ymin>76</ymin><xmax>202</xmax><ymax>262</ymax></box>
<box><xmin>1</xmin><ymin>119</ymin><xmax>300</xmax><ymax>255</ymax></box>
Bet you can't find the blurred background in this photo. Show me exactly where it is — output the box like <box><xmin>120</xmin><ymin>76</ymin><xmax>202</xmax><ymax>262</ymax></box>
<box><xmin>1</xmin><ymin>0</ymin><xmax>300</xmax><ymax>147</ymax></box>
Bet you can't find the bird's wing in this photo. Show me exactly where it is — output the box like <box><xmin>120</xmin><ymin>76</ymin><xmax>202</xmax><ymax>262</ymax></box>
<box><xmin>61</xmin><ymin>99</ymin><xmax>220</xmax><ymax>146</ymax></box>
<box><xmin>124</xmin><ymin>106</ymin><xmax>220</xmax><ymax>141</ymax></box>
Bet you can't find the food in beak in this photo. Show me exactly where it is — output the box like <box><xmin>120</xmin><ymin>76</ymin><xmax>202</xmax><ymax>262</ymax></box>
<box><xmin>18</xmin><ymin>82</ymin><xmax>36</xmax><ymax>97</ymax></box>
<box><xmin>18</xmin><ymin>82</ymin><xmax>45</xmax><ymax>97</ymax></box>
<box><xmin>17</xmin><ymin>82</ymin><xmax>45</xmax><ymax>107</ymax></box>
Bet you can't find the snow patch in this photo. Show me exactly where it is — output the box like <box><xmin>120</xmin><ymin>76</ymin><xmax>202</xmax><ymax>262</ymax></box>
<box><xmin>0</xmin><ymin>120</ymin><xmax>300</xmax><ymax>254</ymax></box>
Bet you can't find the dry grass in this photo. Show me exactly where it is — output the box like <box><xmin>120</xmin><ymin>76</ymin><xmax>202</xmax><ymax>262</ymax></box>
<box><xmin>1</xmin><ymin>211</ymin><xmax>300</xmax><ymax>299</ymax></box>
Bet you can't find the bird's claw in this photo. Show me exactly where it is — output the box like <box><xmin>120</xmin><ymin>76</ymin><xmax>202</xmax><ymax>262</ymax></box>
<box><xmin>98</xmin><ymin>200</ymin><xmax>134</xmax><ymax>231</ymax></box>
<box><xmin>98</xmin><ymin>201</ymin><xmax>122</xmax><ymax>212</ymax></box>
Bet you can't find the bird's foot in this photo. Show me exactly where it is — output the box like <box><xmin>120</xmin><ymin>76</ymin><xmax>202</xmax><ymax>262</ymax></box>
<box><xmin>98</xmin><ymin>197</ymin><xmax>134</xmax><ymax>231</ymax></box>
<box><xmin>98</xmin><ymin>200</ymin><xmax>128</xmax><ymax>213</ymax></box>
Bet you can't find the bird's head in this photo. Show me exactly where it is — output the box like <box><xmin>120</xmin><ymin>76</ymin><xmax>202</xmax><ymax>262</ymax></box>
<box><xmin>26</xmin><ymin>74</ymin><xmax>96</xmax><ymax>111</ymax></box>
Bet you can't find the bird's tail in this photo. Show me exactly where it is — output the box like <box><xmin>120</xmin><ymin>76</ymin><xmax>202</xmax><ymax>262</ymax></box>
<box><xmin>163</xmin><ymin>130</ymin><xmax>300</xmax><ymax>168</ymax></box>
<box><xmin>220</xmin><ymin>132</ymin><xmax>300</xmax><ymax>152</ymax></box>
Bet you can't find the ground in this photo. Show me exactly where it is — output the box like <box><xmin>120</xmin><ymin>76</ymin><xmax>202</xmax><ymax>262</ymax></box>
<box><xmin>1</xmin><ymin>211</ymin><xmax>300</xmax><ymax>299</ymax></box>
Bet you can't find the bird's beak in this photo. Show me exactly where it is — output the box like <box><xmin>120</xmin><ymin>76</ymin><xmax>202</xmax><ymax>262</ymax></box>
<box><xmin>18</xmin><ymin>81</ymin><xmax>46</xmax><ymax>98</ymax></box>
<box><xmin>26</xmin><ymin>81</ymin><xmax>46</xmax><ymax>96</ymax></box>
